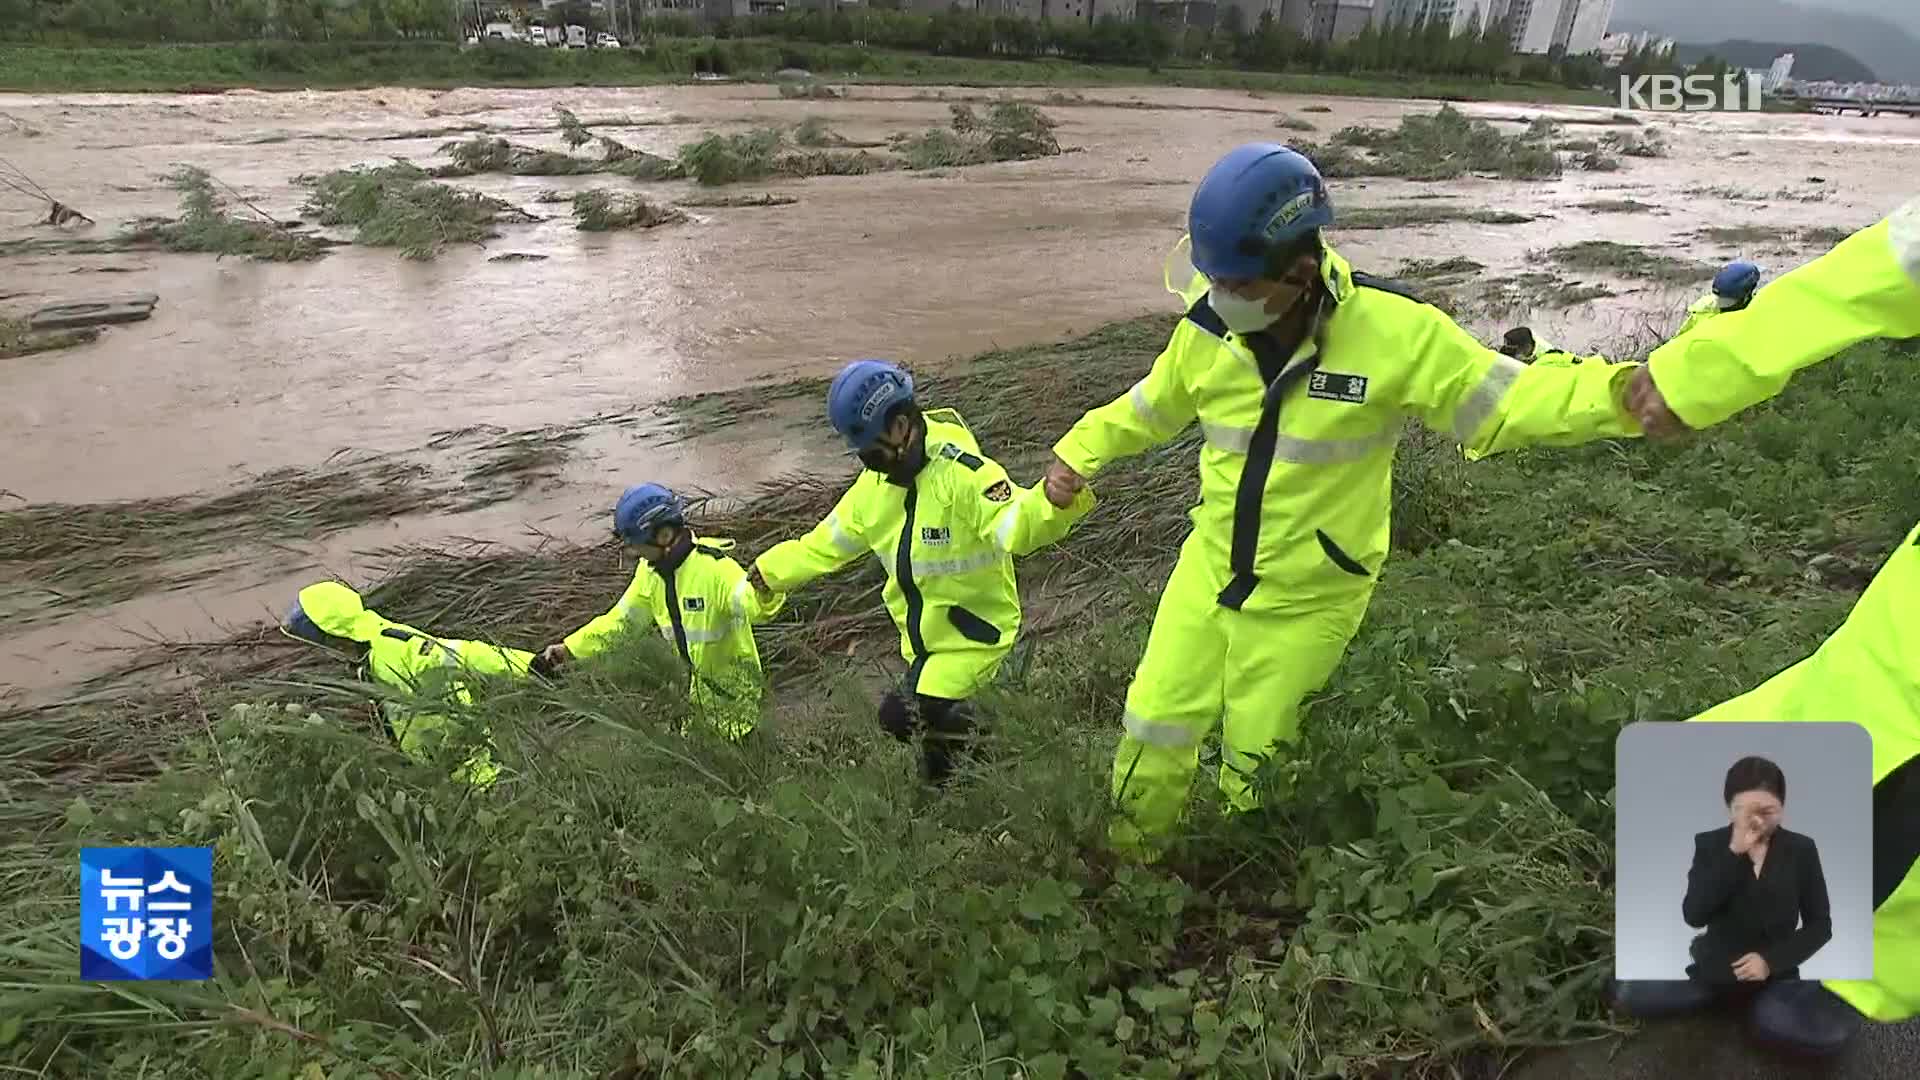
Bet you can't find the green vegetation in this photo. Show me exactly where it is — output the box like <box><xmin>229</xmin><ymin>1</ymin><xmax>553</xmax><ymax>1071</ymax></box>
<box><xmin>8</xmin><ymin>303</ymin><xmax>1915</xmax><ymax>1075</ymax></box>
<box><xmin>1543</xmin><ymin>240</ymin><xmax>1706</xmax><ymax>284</ymax></box>
<box><xmin>1697</xmin><ymin>224</ymin><xmax>1861</xmax><ymax>250</ymax></box>
<box><xmin>303</xmin><ymin>163</ymin><xmax>533</xmax><ymax>260</ymax></box>
<box><xmin>0</xmin><ymin>316</ymin><xmax>100</xmax><ymax>360</ymax></box>
<box><xmin>677</xmin><ymin>102</ymin><xmax>1062</xmax><ymax>186</ymax></box>
<box><xmin>1579</xmin><ymin>198</ymin><xmax>1659</xmax><ymax>213</ymax></box>
<box><xmin>131</xmin><ymin>166</ymin><xmax>333</xmax><ymax>262</ymax></box>
<box><xmin>0</xmin><ymin>25</ymin><xmax>1621</xmax><ymax>103</ymax></box>
<box><xmin>570</xmin><ymin>190</ymin><xmax>688</xmax><ymax>231</ymax></box>
<box><xmin>1298</xmin><ymin>105</ymin><xmax>1563</xmax><ymax>181</ymax></box>
<box><xmin>676</xmin><ymin>192</ymin><xmax>800</xmax><ymax>208</ymax></box>
<box><xmin>893</xmin><ymin>101</ymin><xmax>1063</xmax><ymax>169</ymax></box>
<box><xmin>1390</xmin><ymin>261</ymin><xmax>1617</xmax><ymax>317</ymax></box>
<box><xmin>1336</xmin><ymin>203</ymin><xmax>1534</xmax><ymax>230</ymax></box>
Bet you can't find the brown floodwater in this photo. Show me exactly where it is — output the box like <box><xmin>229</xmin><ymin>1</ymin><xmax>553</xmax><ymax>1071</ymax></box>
<box><xmin>3</xmin><ymin>82</ymin><xmax>1914</xmax><ymax>700</ymax></box>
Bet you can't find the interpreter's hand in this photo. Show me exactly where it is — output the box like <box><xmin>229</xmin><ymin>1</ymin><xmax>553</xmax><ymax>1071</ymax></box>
<box><xmin>1732</xmin><ymin>953</ymin><xmax>1771</xmax><ymax>982</ymax></box>
<box><xmin>1730</xmin><ymin>812</ymin><xmax>1767</xmax><ymax>856</ymax></box>
<box><xmin>1043</xmin><ymin>455</ymin><xmax>1085</xmax><ymax>510</ymax></box>
<box><xmin>1624</xmin><ymin>365</ymin><xmax>1690</xmax><ymax>441</ymax></box>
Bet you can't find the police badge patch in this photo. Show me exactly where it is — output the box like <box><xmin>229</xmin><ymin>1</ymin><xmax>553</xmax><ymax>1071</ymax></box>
<box><xmin>983</xmin><ymin>480</ymin><xmax>1013</xmax><ymax>503</ymax></box>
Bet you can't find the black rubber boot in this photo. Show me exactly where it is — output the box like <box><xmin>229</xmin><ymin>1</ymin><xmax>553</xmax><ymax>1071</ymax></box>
<box><xmin>1750</xmin><ymin>981</ymin><xmax>1863</xmax><ymax>1057</ymax></box>
<box><xmin>918</xmin><ymin>697</ymin><xmax>976</xmax><ymax>787</ymax></box>
<box><xmin>877</xmin><ymin>691</ymin><xmax>916</xmax><ymax>744</ymax></box>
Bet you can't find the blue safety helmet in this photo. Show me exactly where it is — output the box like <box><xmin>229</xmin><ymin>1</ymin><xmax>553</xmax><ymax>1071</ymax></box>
<box><xmin>826</xmin><ymin>359</ymin><xmax>914</xmax><ymax>451</ymax></box>
<box><xmin>612</xmin><ymin>483</ymin><xmax>687</xmax><ymax>544</ymax></box>
<box><xmin>1188</xmin><ymin>143</ymin><xmax>1334</xmax><ymax>282</ymax></box>
<box><xmin>1712</xmin><ymin>260</ymin><xmax>1761</xmax><ymax>307</ymax></box>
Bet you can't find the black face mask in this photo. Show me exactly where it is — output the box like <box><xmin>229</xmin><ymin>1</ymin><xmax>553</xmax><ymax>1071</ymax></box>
<box><xmin>860</xmin><ymin>430</ymin><xmax>927</xmax><ymax>485</ymax></box>
<box><xmin>650</xmin><ymin>530</ymin><xmax>697</xmax><ymax>575</ymax></box>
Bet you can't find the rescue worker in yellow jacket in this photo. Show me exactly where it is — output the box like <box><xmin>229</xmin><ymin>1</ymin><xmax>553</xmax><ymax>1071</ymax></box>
<box><xmin>1612</xmin><ymin>197</ymin><xmax>1920</xmax><ymax>1056</ymax></box>
<box><xmin>538</xmin><ymin>483</ymin><xmax>784</xmax><ymax>741</ymax></box>
<box><xmin>749</xmin><ymin>359</ymin><xmax>1097</xmax><ymax>785</ymax></box>
<box><xmin>281</xmin><ymin>581</ymin><xmax>538</xmax><ymax>786</ymax></box>
<box><xmin>1041</xmin><ymin>144</ymin><xmax>1648</xmax><ymax>859</ymax></box>
<box><xmin>1495</xmin><ymin>260</ymin><xmax>1760</xmax><ymax>371</ymax></box>
<box><xmin>1674</xmin><ymin>258</ymin><xmax>1761</xmax><ymax>339</ymax></box>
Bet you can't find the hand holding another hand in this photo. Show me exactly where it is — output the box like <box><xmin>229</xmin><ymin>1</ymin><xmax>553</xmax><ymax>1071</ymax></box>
<box><xmin>1624</xmin><ymin>365</ymin><xmax>1691</xmax><ymax>442</ymax></box>
<box><xmin>1043</xmin><ymin>455</ymin><xmax>1085</xmax><ymax>510</ymax></box>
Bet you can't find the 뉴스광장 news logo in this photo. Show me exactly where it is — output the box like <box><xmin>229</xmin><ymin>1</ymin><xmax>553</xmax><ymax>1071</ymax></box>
<box><xmin>80</xmin><ymin>846</ymin><xmax>213</xmax><ymax>981</ymax></box>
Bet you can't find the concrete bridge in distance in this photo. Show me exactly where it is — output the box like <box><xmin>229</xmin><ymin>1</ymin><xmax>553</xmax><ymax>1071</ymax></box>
<box><xmin>1774</xmin><ymin>93</ymin><xmax>1920</xmax><ymax>117</ymax></box>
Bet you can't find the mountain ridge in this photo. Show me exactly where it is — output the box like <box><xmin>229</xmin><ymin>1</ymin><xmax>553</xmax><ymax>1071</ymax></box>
<box><xmin>1610</xmin><ymin>0</ymin><xmax>1920</xmax><ymax>83</ymax></box>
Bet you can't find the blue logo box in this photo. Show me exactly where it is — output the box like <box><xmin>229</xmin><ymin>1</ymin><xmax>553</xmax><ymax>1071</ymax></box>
<box><xmin>80</xmin><ymin>847</ymin><xmax>213</xmax><ymax>981</ymax></box>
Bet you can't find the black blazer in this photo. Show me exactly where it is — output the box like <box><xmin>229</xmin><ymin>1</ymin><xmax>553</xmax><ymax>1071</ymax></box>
<box><xmin>1682</xmin><ymin>824</ymin><xmax>1832</xmax><ymax>984</ymax></box>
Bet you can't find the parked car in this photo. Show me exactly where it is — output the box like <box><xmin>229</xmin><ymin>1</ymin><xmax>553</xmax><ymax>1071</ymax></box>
<box><xmin>595</xmin><ymin>33</ymin><xmax>620</xmax><ymax>49</ymax></box>
<box><xmin>565</xmin><ymin>24</ymin><xmax>588</xmax><ymax>49</ymax></box>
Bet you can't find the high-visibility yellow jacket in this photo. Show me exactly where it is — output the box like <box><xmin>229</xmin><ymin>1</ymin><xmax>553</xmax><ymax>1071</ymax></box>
<box><xmin>1648</xmin><ymin>202</ymin><xmax>1920</xmax><ymax>429</ymax></box>
<box><xmin>755</xmin><ymin>409</ymin><xmax>1095</xmax><ymax>700</ymax></box>
<box><xmin>562</xmin><ymin>537</ymin><xmax>784</xmax><ymax>738</ymax></box>
<box><xmin>1673</xmin><ymin>293</ymin><xmax>1727</xmax><ymax>340</ymax></box>
<box><xmin>1657</xmin><ymin>197</ymin><xmax>1920</xmax><ymax>1023</ymax></box>
<box><xmin>294</xmin><ymin>581</ymin><xmax>533</xmax><ymax>785</ymax></box>
<box><xmin>1053</xmin><ymin>238</ymin><xmax>1643</xmax><ymax>615</ymax></box>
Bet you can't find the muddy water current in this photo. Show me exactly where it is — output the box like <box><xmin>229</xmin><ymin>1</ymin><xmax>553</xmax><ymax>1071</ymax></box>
<box><xmin>2</xmin><ymin>82</ymin><xmax>1914</xmax><ymax>700</ymax></box>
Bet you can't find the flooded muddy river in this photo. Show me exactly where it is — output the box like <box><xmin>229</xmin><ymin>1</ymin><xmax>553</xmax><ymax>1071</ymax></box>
<box><xmin>2</xmin><ymin>81</ymin><xmax>1914</xmax><ymax>699</ymax></box>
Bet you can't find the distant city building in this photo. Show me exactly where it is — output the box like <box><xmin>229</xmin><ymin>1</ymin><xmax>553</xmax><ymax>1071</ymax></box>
<box><xmin>1503</xmin><ymin>0</ymin><xmax>1564</xmax><ymax>54</ymax></box>
<box><xmin>1597</xmin><ymin>28</ymin><xmax>1673</xmax><ymax>65</ymax></box>
<box><xmin>1374</xmin><ymin>0</ymin><xmax>1482</xmax><ymax>34</ymax></box>
<box><xmin>1278</xmin><ymin>0</ymin><xmax>1313</xmax><ymax>34</ymax></box>
<box><xmin>1141</xmin><ymin>0</ymin><xmax>1219</xmax><ymax>31</ymax></box>
<box><xmin>1768</xmin><ymin>51</ymin><xmax>1795</xmax><ymax>91</ymax></box>
<box><xmin>1560</xmin><ymin>0</ymin><xmax>1610</xmax><ymax>55</ymax></box>
<box><xmin>1311</xmin><ymin>0</ymin><xmax>1376</xmax><ymax>42</ymax></box>
<box><xmin>1784</xmin><ymin>79</ymin><xmax>1920</xmax><ymax>101</ymax></box>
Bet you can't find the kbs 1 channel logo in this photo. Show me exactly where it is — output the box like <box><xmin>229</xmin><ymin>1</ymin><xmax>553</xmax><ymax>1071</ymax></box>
<box><xmin>1618</xmin><ymin>72</ymin><xmax>1766</xmax><ymax>113</ymax></box>
<box><xmin>80</xmin><ymin>847</ymin><xmax>214</xmax><ymax>981</ymax></box>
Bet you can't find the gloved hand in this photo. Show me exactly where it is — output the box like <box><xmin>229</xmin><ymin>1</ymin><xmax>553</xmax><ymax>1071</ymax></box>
<box><xmin>1498</xmin><ymin>327</ymin><xmax>1537</xmax><ymax>361</ymax></box>
<box><xmin>1712</xmin><ymin>260</ymin><xmax>1761</xmax><ymax>311</ymax></box>
<box><xmin>531</xmin><ymin>643</ymin><xmax>570</xmax><ymax>678</ymax></box>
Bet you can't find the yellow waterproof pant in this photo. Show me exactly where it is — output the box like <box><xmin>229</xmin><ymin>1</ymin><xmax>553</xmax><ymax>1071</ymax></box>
<box><xmin>1110</xmin><ymin>546</ymin><xmax>1368</xmax><ymax>858</ymax></box>
<box><xmin>689</xmin><ymin>674</ymin><xmax>763</xmax><ymax>742</ymax></box>
<box><xmin>384</xmin><ymin>703</ymin><xmax>502</xmax><ymax>787</ymax></box>
<box><xmin>1691</xmin><ymin>520</ymin><xmax>1920</xmax><ymax>1023</ymax></box>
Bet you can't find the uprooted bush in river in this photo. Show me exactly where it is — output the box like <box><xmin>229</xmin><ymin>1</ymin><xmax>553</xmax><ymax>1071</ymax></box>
<box><xmin>126</xmin><ymin>166</ymin><xmax>333</xmax><ymax>261</ymax></box>
<box><xmin>1296</xmin><ymin>105</ymin><xmax>1561</xmax><ymax>181</ymax></box>
<box><xmin>436</xmin><ymin>123</ymin><xmax>681</xmax><ymax>182</ymax></box>
<box><xmin>678</xmin><ymin>101</ymin><xmax>1063</xmax><ymax>186</ymax></box>
<box><xmin>677</xmin><ymin>126</ymin><xmax>892</xmax><ymax>185</ymax></box>
<box><xmin>570</xmin><ymin>189</ymin><xmax>688</xmax><ymax>231</ymax></box>
<box><xmin>302</xmin><ymin>163</ymin><xmax>533</xmax><ymax>259</ymax></box>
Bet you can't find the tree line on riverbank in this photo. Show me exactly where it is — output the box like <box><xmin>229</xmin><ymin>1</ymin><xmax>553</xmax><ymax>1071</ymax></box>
<box><xmin>4</xmin><ymin>2</ymin><xmax>1694</xmax><ymax>91</ymax></box>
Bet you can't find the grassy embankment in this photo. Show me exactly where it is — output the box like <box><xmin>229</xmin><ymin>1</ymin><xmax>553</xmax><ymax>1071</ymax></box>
<box><xmin>0</xmin><ymin>38</ymin><xmax>1612</xmax><ymax>104</ymax></box>
<box><xmin>5</xmin><ymin>276</ymin><xmax>1915</xmax><ymax>1075</ymax></box>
